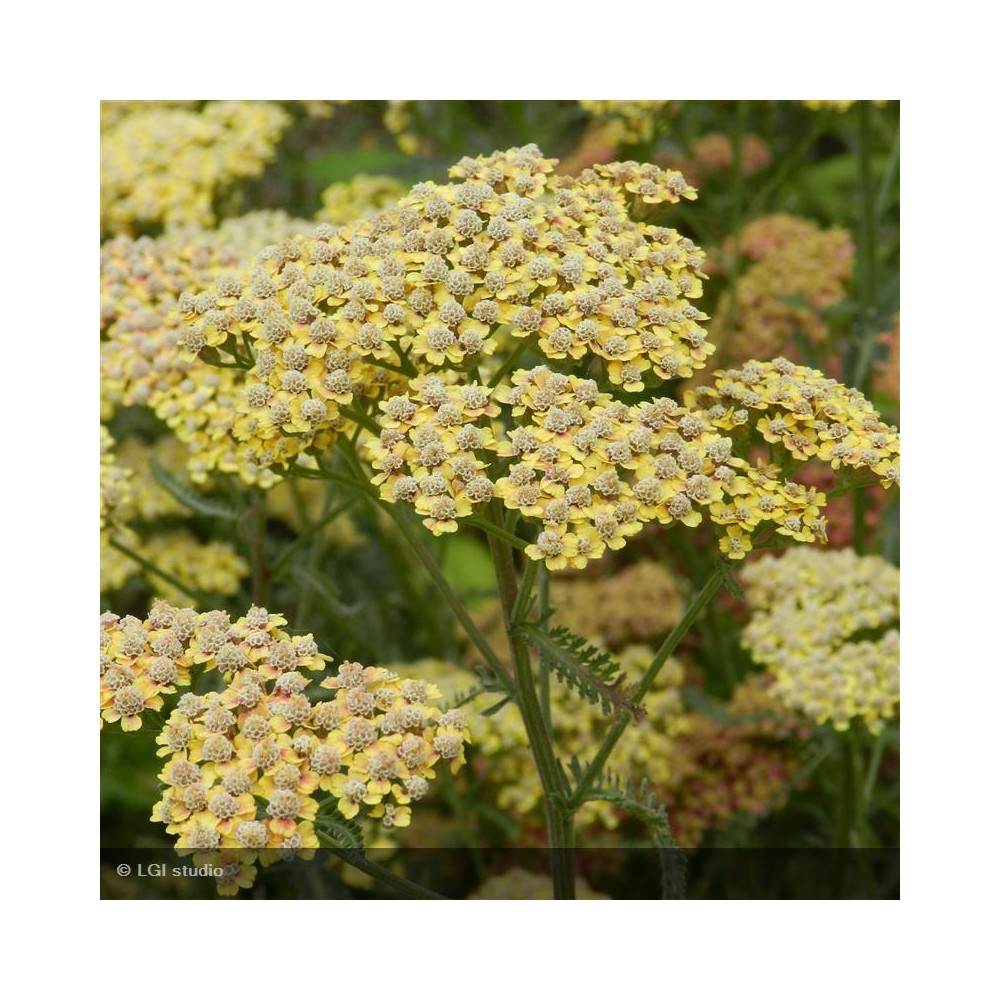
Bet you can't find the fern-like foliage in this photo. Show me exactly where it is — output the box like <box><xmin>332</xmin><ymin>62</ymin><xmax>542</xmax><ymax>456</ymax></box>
<box><xmin>570</xmin><ymin>759</ymin><xmax>686</xmax><ymax>899</ymax></box>
<box><xmin>149</xmin><ymin>458</ymin><xmax>242</xmax><ymax>521</ymax></box>
<box><xmin>315</xmin><ymin>812</ymin><xmax>364</xmax><ymax>852</ymax></box>
<box><xmin>715</xmin><ymin>556</ymin><xmax>746</xmax><ymax>600</ymax></box>
<box><xmin>519</xmin><ymin>623</ymin><xmax>644</xmax><ymax>719</ymax></box>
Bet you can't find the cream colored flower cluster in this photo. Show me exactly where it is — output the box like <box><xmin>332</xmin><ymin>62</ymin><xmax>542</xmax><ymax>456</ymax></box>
<box><xmin>99</xmin><ymin>431</ymin><xmax>248</xmax><ymax>601</ymax></box>
<box><xmin>740</xmin><ymin>548</ymin><xmax>900</xmax><ymax>732</ymax></box>
<box><xmin>101</xmin><ymin>101</ymin><xmax>290</xmax><ymax>233</ymax></box>
<box><xmin>317</xmin><ymin>174</ymin><xmax>409</xmax><ymax>225</ymax></box>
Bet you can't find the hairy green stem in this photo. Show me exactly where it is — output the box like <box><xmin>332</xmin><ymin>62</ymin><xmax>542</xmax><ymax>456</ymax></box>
<box><xmin>316</xmin><ymin>834</ymin><xmax>446</xmax><ymax>899</ymax></box>
<box><xmin>538</xmin><ymin>565</ymin><xmax>553</xmax><ymax>737</ymax></box>
<box><xmin>330</xmin><ymin>448</ymin><xmax>511</xmax><ymax>687</ymax></box>
<box><xmin>569</xmin><ymin>568</ymin><xmax>723</xmax><ymax>809</ymax></box>
<box><xmin>485</xmin><ymin>504</ymin><xmax>575</xmax><ymax>899</ymax></box>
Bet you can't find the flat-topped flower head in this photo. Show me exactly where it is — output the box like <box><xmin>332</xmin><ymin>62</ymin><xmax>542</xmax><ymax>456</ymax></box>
<box><xmin>740</xmin><ymin>548</ymin><xmax>900</xmax><ymax>732</ymax></box>
<box><xmin>175</xmin><ymin>145</ymin><xmax>710</xmax><ymax>473</ymax></box>
<box><xmin>101</xmin><ymin>102</ymin><xmax>290</xmax><ymax>233</ymax></box>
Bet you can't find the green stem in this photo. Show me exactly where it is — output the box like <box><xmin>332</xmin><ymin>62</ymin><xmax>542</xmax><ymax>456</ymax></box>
<box><xmin>107</xmin><ymin>536</ymin><xmax>209</xmax><ymax>605</ymax></box>
<box><xmin>569</xmin><ymin>568</ymin><xmax>723</xmax><ymax>809</ymax></box>
<box><xmin>835</xmin><ymin>725</ymin><xmax>865</xmax><ymax>848</ymax></box>
<box><xmin>316</xmin><ymin>834</ymin><xmax>446</xmax><ymax>900</ymax></box>
<box><xmin>861</xmin><ymin>726</ymin><xmax>887</xmax><ymax>812</ymax></box>
<box><xmin>487</xmin><ymin>335</ymin><xmax>529</xmax><ymax>387</ymax></box>
<box><xmin>538</xmin><ymin>565</ymin><xmax>553</xmax><ymax>738</ymax></box>
<box><xmin>385</xmin><ymin>504</ymin><xmax>511</xmax><ymax>686</ymax></box>
<box><xmin>247</xmin><ymin>498</ymin><xmax>270</xmax><ymax>606</ymax></box>
<box><xmin>747</xmin><ymin>111</ymin><xmax>828</xmax><ymax>216</ymax></box>
<box><xmin>273</xmin><ymin>494</ymin><xmax>357</xmax><ymax>577</ymax></box>
<box><xmin>510</xmin><ymin>557</ymin><xmax>539</xmax><ymax>624</ymax></box>
<box><xmin>485</xmin><ymin>503</ymin><xmax>575</xmax><ymax>899</ymax></box>
<box><xmin>339</xmin><ymin>406</ymin><xmax>382</xmax><ymax>436</ymax></box>
<box><xmin>467</xmin><ymin>513</ymin><xmax>527</xmax><ymax>550</ymax></box>
<box><xmin>332</xmin><ymin>445</ymin><xmax>511</xmax><ymax>687</ymax></box>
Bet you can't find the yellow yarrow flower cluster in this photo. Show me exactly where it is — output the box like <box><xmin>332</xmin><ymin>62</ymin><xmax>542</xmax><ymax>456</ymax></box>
<box><xmin>383</xmin><ymin>100</ymin><xmax>425</xmax><ymax>156</ymax></box>
<box><xmin>114</xmin><ymin>435</ymin><xmax>191</xmax><ymax>520</ymax></box>
<box><xmin>740</xmin><ymin>548</ymin><xmax>900</xmax><ymax>732</ymax></box>
<box><xmin>317</xmin><ymin>175</ymin><xmax>409</xmax><ymax>226</ymax></box>
<box><xmin>579</xmin><ymin>100</ymin><xmax>669</xmax><ymax>145</ymax></box>
<box><xmin>142</xmin><ymin>607</ymin><xmax>469</xmax><ymax>892</ymax></box>
<box><xmin>100</xmin><ymin>426</ymin><xmax>134</xmax><ymax>530</ymax></box>
<box><xmin>371</xmin><ymin>366</ymin><xmax>745</xmax><ymax>570</ymax></box>
<box><xmin>100</xmin><ymin>433</ymin><xmax>249</xmax><ymax>601</ymax></box>
<box><xmin>175</xmin><ymin>145</ymin><xmax>707</xmax><ymax>477</ymax></box>
<box><xmin>101</xmin><ymin>101</ymin><xmax>290</xmax><ymax>233</ymax></box>
<box><xmin>692</xmin><ymin>357</ymin><xmax>901</xmax><ymax>485</ymax></box>
<box><xmin>144</xmin><ymin>532</ymin><xmax>249</xmax><ymax>604</ymax></box>
<box><xmin>101</xmin><ymin>601</ymin><xmax>197</xmax><ymax>730</ymax></box>
<box><xmin>100</xmin><ymin>101</ymin><xmax>200</xmax><ymax>132</ymax></box>
<box><xmin>101</xmin><ymin>213</ymin><xmax>310</xmax><ymax>483</ymax></box>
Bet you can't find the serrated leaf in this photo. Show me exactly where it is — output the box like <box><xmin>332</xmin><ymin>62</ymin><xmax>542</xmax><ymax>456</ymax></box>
<box><xmin>148</xmin><ymin>458</ymin><xmax>242</xmax><ymax>520</ymax></box>
<box><xmin>317</xmin><ymin>813</ymin><xmax>364</xmax><ymax>851</ymax></box>
<box><xmin>520</xmin><ymin>623</ymin><xmax>643</xmax><ymax>719</ymax></box>
<box><xmin>715</xmin><ymin>558</ymin><xmax>745</xmax><ymax>600</ymax></box>
<box><xmin>480</xmin><ymin>696</ymin><xmax>512</xmax><ymax>718</ymax></box>
<box><xmin>582</xmin><ymin>768</ymin><xmax>686</xmax><ymax>898</ymax></box>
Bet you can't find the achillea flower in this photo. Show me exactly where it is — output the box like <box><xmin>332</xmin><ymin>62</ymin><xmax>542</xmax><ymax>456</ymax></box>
<box><xmin>142</xmin><ymin>532</ymin><xmax>249</xmax><ymax>604</ymax></box>
<box><xmin>740</xmin><ymin>548</ymin><xmax>900</xmax><ymax>732</ymax></box>
<box><xmin>710</xmin><ymin>215</ymin><xmax>854</xmax><ymax>366</ymax></box>
<box><xmin>100</xmin><ymin>101</ymin><xmax>200</xmax><ymax>132</ymax></box>
<box><xmin>176</xmin><ymin>145</ymin><xmax>709</xmax><ymax>474</ymax></box>
<box><xmin>547</xmin><ymin>560</ymin><xmax>684</xmax><ymax>646</ymax></box>
<box><xmin>101</xmin><ymin>602</ymin><xmax>470</xmax><ymax>893</ymax></box>
<box><xmin>689</xmin><ymin>133</ymin><xmax>771</xmax><ymax>176</ymax></box>
<box><xmin>100</xmin><ymin>427</ymin><xmax>134</xmax><ymax>531</ymax></box>
<box><xmin>101</xmin><ymin>101</ymin><xmax>290</xmax><ymax>233</ymax></box>
<box><xmin>690</xmin><ymin>357</ymin><xmax>901</xmax><ymax>488</ymax></box>
<box><xmin>114</xmin><ymin>434</ymin><xmax>193</xmax><ymax>521</ymax></box>
<box><xmin>578</xmin><ymin>100</ymin><xmax>670</xmax><ymax>145</ymax></box>
<box><xmin>667</xmin><ymin>133</ymin><xmax>771</xmax><ymax>188</ymax></box>
<box><xmin>317</xmin><ymin>175</ymin><xmax>409</xmax><ymax>225</ymax></box>
<box><xmin>383</xmin><ymin>100</ymin><xmax>427</xmax><ymax>156</ymax></box>
<box><xmin>101</xmin><ymin>602</ymin><xmax>197</xmax><ymax>730</ymax></box>
<box><xmin>101</xmin><ymin>213</ymin><xmax>310</xmax><ymax>485</ymax></box>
